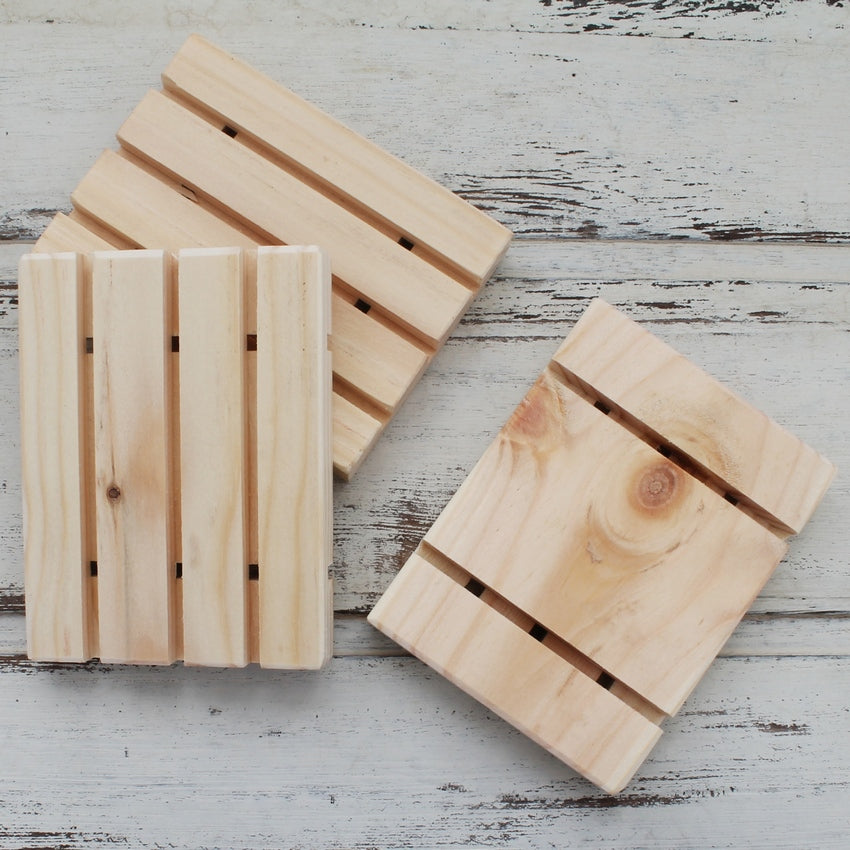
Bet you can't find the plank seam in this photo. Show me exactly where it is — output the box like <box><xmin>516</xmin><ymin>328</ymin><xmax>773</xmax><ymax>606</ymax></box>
<box><xmin>416</xmin><ymin>540</ymin><xmax>666</xmax><ymax>724</ymax></box>
<box><xmin>546</xmin><ymin>361</ymin><xmax>794</xmax><ymax>538</ymax></box>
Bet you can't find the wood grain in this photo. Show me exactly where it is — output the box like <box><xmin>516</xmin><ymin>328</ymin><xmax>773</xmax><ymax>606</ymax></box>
<box><xmin>256</xmin><ymin>247</ymin><xmax>333</xmax><ymax>669</ymax></box>
<box><xmin>91</xmin><ymin>250</ymin><xmax>174</xmax><ymax>664</ymax></box>
<box><xmin>18</xmin><ymin>253</ymin><xmax>89</xmax><ymax>661</ymax></box>
<box><xmin>163</xmin><ymin>34</ymin><xmax>511</xmax><ymax>285</ymax></box>
<box><xmin>368</xmin><ymin>548</ymin><xmax>662</xmax><ymax>794</ymax></box>
<box><xmin>552</xmin><ymin>299</ymin><xmax>835</xmax><ymax>535</ymax></box>
<box><xmin>178</xmin><ymin>248</ymin><xmax>248</xmax><ymax>667</ymax></box>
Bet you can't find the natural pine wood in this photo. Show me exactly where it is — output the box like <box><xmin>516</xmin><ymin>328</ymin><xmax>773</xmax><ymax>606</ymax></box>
<box><xmin>19</xmin><ymin>247</ymin><xmax>332</xmax><ymax>668</ymax></box>
<box><xmin>178</xmin><ymin>248</ymin><xmax>249</xmax><ymax>667</ymax></box>
<box><xmin>92</xmin><ymin>250</ymin><xmax>175</xmax><ymax>664</ymax></box>
<box><xmin>163</xmin><ymin>34</ymin><xmax>511</xmax><ymax>285</ymax></box>
<box><xmin>552</xmin><ymin>299</ymin><xmax>835</xmax><ymax>535</ymax></box>
<box><xmin>369</xmin><ymin>549</ymin><xmax>662</xmax><ymax>795</ymax></box>
<box><xmin>257</xmin><ymin>247</ymin><xmax>333</xmax><ymax>669</ymax></box>
<box><xmin>33</xmin><ymin>35</ymin><xmax>511</xmax><ymax>478</ymax></box>
<box><xmin>18</xmin><ymin>254</ymin><xmax>90</xmax><ymax>662</ymax></box>
<box><xmin>369</xmin><ymin>299</ymin><xmax>833</xmax><ymax>792</ymax></box>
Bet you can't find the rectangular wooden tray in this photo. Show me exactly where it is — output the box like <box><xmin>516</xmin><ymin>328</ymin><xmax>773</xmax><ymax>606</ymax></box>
<box><xmin>34</xmin><ymin>34</ymin><xmax>512</xmax><ymax>479</ymax></box>
<box><xmin>369</xmin><ymin>299</ymin><xmax>834</xmax><ymax>793</ymax></box>
<box><xmin>20</xmin><ymin>247</ymin><xmax>332</xmax><ymax>669</ymax></box>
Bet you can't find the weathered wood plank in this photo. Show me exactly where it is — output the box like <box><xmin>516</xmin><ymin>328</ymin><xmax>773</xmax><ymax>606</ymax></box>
<box><xmin>0</xmin><ymin>654</ymin><xmax>847</xmax><ymax>848</ymax></box>
<box><xmin>2</xmin><ymin>27</ymin><xmax>850</xmax><ymax>242</ymax></box>
<box><xmin>1</xmin><ymin>0</ymin><xmax>847</xmax><ymax>42</ymax></box>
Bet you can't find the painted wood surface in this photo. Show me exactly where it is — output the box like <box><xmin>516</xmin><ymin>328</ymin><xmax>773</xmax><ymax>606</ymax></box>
<box><xmin>2</xmin><ymin>20</ymin><xmax>850</xmax><ymax>245</ymax></box>
<box><xmin>2</xmin><ymin>3</ymin><xmax>849</xmax><ymax>846</ymax></box>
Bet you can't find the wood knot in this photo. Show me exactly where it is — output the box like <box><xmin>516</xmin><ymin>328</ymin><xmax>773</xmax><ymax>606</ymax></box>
<box><xmin>636</xmin><ymin>463</ymin><xmax>678</xmax><ymax>510</ymax></box>
<box><xmin>106</xmin><ymin>485</ymin><xmax>121</xmax><ymax>502</ymax></box>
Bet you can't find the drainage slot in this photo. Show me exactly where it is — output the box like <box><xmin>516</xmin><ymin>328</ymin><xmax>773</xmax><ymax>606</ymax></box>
<box><xmin>222</xmin><ymin>125</ymin><xmax>238</xmax><ymax>138</ymax></box>
<box><xmin>529</xmin><ymin>623</ymin><xmax>548</xmax><ymax>642</ymax></box>
<box><xmin>248</xmin><ymin>563</ymin><xmax>259</xmax><ymax>581</ymax></box>
<box><xmin>246</xmin><ymin>334</ymin><xmax>258</xmax><ymax>351</ymax></box>
<box><xmin>465</xmin><ymin>577</ymin><xmax>485</xmax><ymax>598</ymax></box>
<box><xmin>175</xmin><ymin>562</ymin><xmax>183</xmax><ymax>579</ymax></box>
<box><xmin>354</xmin><ymin>298</ymin><xmax>371</xmax><ymax>314</ymax></box>
<box><xmin>89</xmin><ymin>561</ymin><xmax>98</xmax><ymax>577</ymax></box>
<box><xmin>398</xmin><ymin>236</ymin><xmax>414</xmax><ymax>251</ymax></box>
<box><xmin>597</xmin><ymin>671</ymin><xmax>615</xmax><ymax>690</ymax></box>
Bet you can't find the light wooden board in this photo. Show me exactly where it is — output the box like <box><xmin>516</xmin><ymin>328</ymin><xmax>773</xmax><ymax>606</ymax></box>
<box><xmin>91</xmin><ymin>250</ymin><xmax>174</xmax><ymax>664</ymax></box>
<box><xmin>29</xmin><ymin>34</ymin><xmax>511</xmax><ymax>478</ymax></box>
<box><xmin>178</xmin><ymin>248</ymin><xmax>248</xmax><ymax>668</ymax></box>
<box><xmin>18</xmin><ymin>247</ymin><xmax>332</xmax><ymax>668</ymax></box>
<box><xmin>256</xmin><ymin>247</ymin><xmax>333</xmax><ymax>670</ymax></box>
<box><xmin>17</xmin><ymin>253</ymin><xmax>89</xmax><ymax>662</ymax></box>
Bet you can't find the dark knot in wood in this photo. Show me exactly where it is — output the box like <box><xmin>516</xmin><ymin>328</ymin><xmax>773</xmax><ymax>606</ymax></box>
<box><xmin>636</xmin><ymin>463</ymin><xmax>678</xmax><ymax>510</ymax></box>
<box><xmin>106</xmin><ymin>485</ymin><xmax>121</xmax><ymax>501</ymax></box>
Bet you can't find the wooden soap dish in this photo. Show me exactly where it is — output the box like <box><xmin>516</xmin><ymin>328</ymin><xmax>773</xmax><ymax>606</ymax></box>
<box><xmin>369</xmin><ymin>299</ymin><xmax>835</xmax><ymax>794</ymax></box>
<box><xmin>34</xmin><ymin>33</ymin><xmax>512</xmax><ymax>479</ymax></box>
<box><xmin>20</xmin><ymin>247</ymin><xmax>332</xmax><ymax>669</ymax></box>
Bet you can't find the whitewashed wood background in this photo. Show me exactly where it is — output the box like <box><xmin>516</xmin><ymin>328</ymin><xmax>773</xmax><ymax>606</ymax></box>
<box><xmin>1</xmin><ymin>3</ymin><xmax>849</xmax><ymax>848</ymax></box>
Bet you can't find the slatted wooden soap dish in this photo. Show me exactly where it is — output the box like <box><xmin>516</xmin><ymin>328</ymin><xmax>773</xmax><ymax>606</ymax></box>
<box><xmin>369</xmin><ymin>299</ymin><xmax>835</xmax><ymax>794</ymax></box>
<box><xmin>35</xmin><ymin>33</ymin><xmax>512</xmax><ymax>480</ymax></box>
<box><xmin>20</xmin><ymin>247</ymin><xmax>332</xmax><ymax>669</ymax></box>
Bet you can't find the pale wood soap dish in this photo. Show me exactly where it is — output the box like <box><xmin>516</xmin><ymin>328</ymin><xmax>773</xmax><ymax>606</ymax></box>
<box><xmin>35</xmin><ymin>33</ymin><xmax>513</xmax><ymax>480</ymax></box>
<box><xmin>369</xmin><ymin>299</ymin><xmax>835</xmax><ymax>794</ymax></box>
<box><xmin>20</xmin><ymin>247</ymin><xmax>332</xmax><ymax>669</ymax></box>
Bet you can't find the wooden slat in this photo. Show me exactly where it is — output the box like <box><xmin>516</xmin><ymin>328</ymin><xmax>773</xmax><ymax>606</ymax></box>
<box><xmin>19</xmin><ymin>254</ymin><xmax>90</xmax><ymax>662</ymax></box>
<box><xmin>162</xmin><ymin>33</ymin><xmax>512</xmax><ymax>285</ymax></box>
<box><xmin>256</xmin><ymin>247</ymin><xmax>332</xmax><ymax>668</ymax></box>
<box><xmin>178</xmin><ymin>248</ymin><xmax>248</xmax><ymax>667</ymax></box>
<box><xmin>332</xmin><ymin>297</ymin><xmax>428</xmax><ymax>412</ymax></box>
<box><xmin>35</xmin><ymin>212</ymin><xmax>117</xmax><ymax>254</ymax></box>
<box><xmin>66</xmin><ymin>150</ymin><xmax>427</xmax><ymax>471</ymax></box>
<box><xmin>117</xmin><ymin>90</ymin><xmax>472</xmax><ymax>347</ymax></box>
<box><xmin>367</xmin><ymin>549</ymin><xmax>662</xmax><ymax>795</ymax></box>
<box><xmin>92</xmin><ymin>250</ymin><xmax>174</xmax><ymax>664</ymax></box>
<box><xmin>423</xmin><ymin>369</ymin><xmax>789</xmax><ymax>715</ymax></box>
<box><xmin>552</xmin><ymin>299</ymin><xmax>836</xmax><ymax>534</ymax></box>
<box><xmin>332</xmin><ymin>394</ymin><xmax>384</xmax><ymax>480</ymax></box>
<box><xmin>72</xmin><ymin>149</ymin><xmax>257</xmax><ymax>252</ymax></box>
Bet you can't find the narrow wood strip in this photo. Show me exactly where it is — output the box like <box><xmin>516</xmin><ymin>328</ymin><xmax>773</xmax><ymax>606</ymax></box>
<box><xmin>256</xmin><ymin>247</ymin><xmax>332</xmax><ymax>668</ymax></box>
<box><xmin>92</xmin><ymin>250</ymin><xmax>175</xmax><ymax>664</ymax></box>
<box><xmin>118</xmin><ymin>90</ymin><xmax>471</xmax><ymax>347</ymax></box>
<box><xmin>19</xmin><ymin>254</ymin><xmax>90</xmax><ymax>662</ymax></box>
<box><xmin>178</xmin><ymin>248</ymin><xmax>249</xmax><ymax>667</ymax></box>
<box><xmin>368</xmin><ymin>549</ymin><xmax>662</xmax><ymax>795</ymax></box>
<box><xmin>162</xmin><ymin>34</ymin><xmax>512</xmax><ymax>285</ymax></box>
<box><xmin>332</xmin><ymin>392</ymin><xmax>384</xmax><ymax>481</ymax></box>
<box><xmin>551</xmin><ymin>299</ymin><xmax>835</xmax><ymax>534</ymax></box>
<box><xmin>72</xmin><ymin>149</ymin><xmax>257</xmax><ymax>252</ymax></box>
<box><xmin>35</xmin><ymin>213</ymin><xmax>116</xmax><ymax>254</ymax></box>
